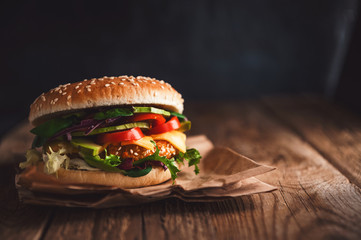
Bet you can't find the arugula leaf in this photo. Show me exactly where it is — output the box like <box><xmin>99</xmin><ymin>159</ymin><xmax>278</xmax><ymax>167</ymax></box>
<box><xmin>175</xmin><ymin>148</ymin><xmax>201</xmax><ymax>174</ymax></box>
<box><xmin>30</xmin><ymin>114</ymin><xmax>79</xmax><ymax>148</ymax></box>
<box><xmin>94</xmin><ymin>108</ymin><xmax>133</xmax><ymax>120</ymax></box>
<box><xmin>133</xmin><ymin>141</ymin><xmax>180</xmax><ymax>181</ymax></box>
<box><xmin>32</xmin><ymin>135</ymin><xmax>47</xmax><ymax>148</ymax></box>
<box><xmin>124</xmin><ymin>166</ymin><xmax>152</xmax><ymax>177</ymax></box>
<box><xmin>31</xmin><ymin>115</ymin><xmax>78</xmax><ymax>137</ymax></box>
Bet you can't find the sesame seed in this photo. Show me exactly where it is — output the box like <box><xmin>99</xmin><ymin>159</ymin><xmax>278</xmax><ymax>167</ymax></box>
<box><xmin>134</xmin><ymin>152</ymin><xmax>138</xmax><ymax>156</ymax></box>
<box><xmin>130</xmin><ymin>149</ymin><xmax>133</xmax><ymax>154</ymax></box>
<box><xmin>110</xmin><ymin>77</ymin><xmax>115</xmax><ymax>79</ymax></box>
<box><xmin>77</xmin><ymin>90</ymin><xmax>81</xmax><ymax>93</ymax></box>
<box><xmin>160</xmin><ymin>85</ymin><xmax>164</xmax><ymax>89</ymax></box>
<box><xmin>91</xmin><ymin>82</ymin><xmax>96</xmax><ymax>85</ymax></box>
<box><xmin>75</xmin><ymin>86</ymin><xmax>80</xmax><ymax>89</ymax></box>
<box><xmin>62</xmin><ymin>92</ymin><xmax>67</xmax><ymax>95</ymax></box>
<box><xmin>54</xmin><ymin>98</ymin><xmax>58</xmax><ymax>103</ymax></box>
<box><xmin>87</xmin><ymin>88</ymin><xmax>91</xmax><ymax>92</ymax></box>
<box><xmin>118</xmin><ymin>146</ymin><xmax>122</xmax><ymax>151</ymax></box>
<box><xmin>119</xmin><ymin>82</ymin><xmax>125</xmax><ymax>85</ymax></box>
<box><xmin>66</xmin><ymin>101</ymin><xmax>71</xmax><ymax>106</ymax></box>
<box><xmin>111</xmin><ymin>82</ymin><xmax>115</xmax><ymax>85</ymax></box>
<box><xmin>67</xmin><ymin>95</ymin><xmax>71</xmax><ymax>100</ymax></box>
<box><xmin>78</xmin><ymin>82</ymin><xmax>83</xmax><ymax>85</ymax></box>
<box><xmin>160</xmin><ymin>80</ymin><xmax>164</xmax><ymax>84</ymax></box>
<box><xmin>105</xmin><ymin>84</ymin><xmax>110</xmax><ymax>87</ymax></box>
<box><xmin>59</xmin><ymin>89</ymin><xmax>62</xmax><ymax>93</ymax></box>
<box><xmin>41</xmin><ymin>96</ymin><xmax>46</xmax><ymax>101</ymax></box>
<box><xmin>83</xmin><ymin>79</ymin><xmax>88</xmax><ymax>81</ymax></box>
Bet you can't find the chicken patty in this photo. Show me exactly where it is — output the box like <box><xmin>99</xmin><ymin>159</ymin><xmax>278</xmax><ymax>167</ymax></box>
<box><xmin>107</xmin><ymin>140</ymin><xmax>177</xmax><ymax>161</ymax></box>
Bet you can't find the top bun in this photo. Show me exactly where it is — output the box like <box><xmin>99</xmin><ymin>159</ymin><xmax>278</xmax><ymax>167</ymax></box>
<box><xmin>29</xmin><ymin>75</ymin><xmax>184</xmax><ymax>126</ymax></box>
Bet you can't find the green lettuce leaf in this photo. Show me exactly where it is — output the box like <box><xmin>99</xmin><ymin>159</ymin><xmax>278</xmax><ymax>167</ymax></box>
<box><xmin>133</xmin><ymin>141</ymin><xmax>180</xmax><ymax>181</ymax></box>
<box><xmin>81</xmin><ymin>150</ymin><xmax>151</xmax><ymax>177</ymax></box>
<box><xmin>175</xmin><ymin>148</ymin><xmax>201</xmax><ymax>174</ymax></box>
<box><xmin>170</xmin><ymin>111</ymin><xmax>187</xmax><ymax>122</ymax></box>
<box><xmin>30</xmin><ymin>114</ymin><xmax>79</xmax><ymax>148</ymax></box>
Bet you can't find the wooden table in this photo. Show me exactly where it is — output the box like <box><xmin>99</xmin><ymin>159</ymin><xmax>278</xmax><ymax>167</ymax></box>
<box><xmin>1</xmin><ymin>95</ymin><xmax>361</xmax><ymax>240</ymax></box>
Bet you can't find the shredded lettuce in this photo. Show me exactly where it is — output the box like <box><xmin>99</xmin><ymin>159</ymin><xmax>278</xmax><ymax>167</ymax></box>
<box><xmin>43</xmin><ymin>146</ymin><xmax>70</xmax><ymax>174</ymax></box>
<box><xmin>19</xmin><ymin>149</ymin><xmax>42</xmax><ymax>169</ymax></box>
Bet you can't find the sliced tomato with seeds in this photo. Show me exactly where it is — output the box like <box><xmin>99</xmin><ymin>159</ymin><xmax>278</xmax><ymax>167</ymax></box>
<box><xmin>148</xmin><ymin>116</ymin><xmax>181</xmax><ymax>135</ymax></box>
<box><xmin>97</xmin><ymin>127</ymin><xmax>144</xmax><ymax>144</ymax></box>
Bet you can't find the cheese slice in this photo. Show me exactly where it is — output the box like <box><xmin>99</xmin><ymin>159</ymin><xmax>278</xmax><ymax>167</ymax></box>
<box><xmin>121</xmin><ymin>136</ymin><xmax>155</xmax><ymax>150</ymax></box>
<box><xmin>151</xmin><ymin>130</ymin><xmax>186</xmax><ymax>153</ymax></box>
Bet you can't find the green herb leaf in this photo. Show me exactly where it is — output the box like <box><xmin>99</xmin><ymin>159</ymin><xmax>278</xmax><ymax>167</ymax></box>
<box><xmin>80</xmin><ymin>148</ymin><xmax>123</xmax><ymax>172</ymax></box>
<box><xmin>30</xmin><ymin>115</ymin><xmax>78</xmax><ymax>138</ymax></box>
<box><xmin>133</xmin><ymin>141</ymin><xmax>180</xmax><ymax>181</ymax></box>
<box><xmin>175</xmin><ymin>148</ymin><xmax>201</xmax><ymax>174</ymax></box>
<box><xmin>123</xmin><ymin>166</ymin><xmax>152</xmax><ymax>177</ymax></box>
<box><xmin>30</xmin><ymin>114</ymin><xmax>79</xmax><ymax>148</ymax></box>
<box><xmin>94</xmin><ymin>108</ymin><xmax>133</xmax><ymax>120</ymax></box>
<box><xmin>170</xmin><ymin>111</ymin><xmax>187</xmax><ymax>122</ymax></box>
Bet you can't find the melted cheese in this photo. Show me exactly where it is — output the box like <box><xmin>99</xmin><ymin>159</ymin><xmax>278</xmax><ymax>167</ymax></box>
<box><xmin>151</xmin><ymin>130</ymin><xmax>186</xmax><ymax>153</ymax></box>
<box><xmin>121</xmin><ymin>136</ymin><xmax>155</xmax><ymax>150</ymax></box>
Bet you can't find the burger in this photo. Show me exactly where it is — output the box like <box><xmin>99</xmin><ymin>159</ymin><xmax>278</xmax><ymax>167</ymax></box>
<box><xmin>19</xmin><ymin>75</ymin><xmax>201</xmax><ymax>188</ymax></box>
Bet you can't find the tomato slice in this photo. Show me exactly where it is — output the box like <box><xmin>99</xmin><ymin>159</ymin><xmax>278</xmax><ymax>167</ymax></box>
<box><xmin>148</xmin><ymin>116</ymin><xmax>181</xmax><ymax>135</ymax></box>
<box><xmin>97</xmin><ymin>127</ymin><xmax>144</xmax><ymax>144</ymax></box>
<box><xmin>127</xmin><ymin>113</ymin><xmax>166</xmax><ymax>127</ymax></box>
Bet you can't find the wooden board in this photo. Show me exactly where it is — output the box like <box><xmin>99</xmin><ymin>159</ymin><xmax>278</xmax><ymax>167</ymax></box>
<box><xmin>262</xmin><ymin>95</ymin><xmax>361</xmax><ymax>187</ymax></box>
<box><xmin>0</xmin><ymin>96</ymin><xmax>360</xmax><ymax>240</ymax></box>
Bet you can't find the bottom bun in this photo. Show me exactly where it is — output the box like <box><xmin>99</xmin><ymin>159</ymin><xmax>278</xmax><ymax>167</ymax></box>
<box><xmin>23</xmin><ymin>162</ymin><xmax>172</xmax><ymax>189</ymax></box>
<box><xmin>56</xmin><ymin>166</ymin><xmax>172</xmax><ymax>189</ymax></box>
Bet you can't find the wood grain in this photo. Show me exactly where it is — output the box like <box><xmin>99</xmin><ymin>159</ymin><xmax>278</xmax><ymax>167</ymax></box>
<box><xmin>0</xmin><ymin>164</ymin><xmax>53</xmax><ymax>240</ymax></box>
<box><xmin>185</xmin><ymin>100</ymin><xmax>361</xmax><ymax>239</ymax></box>
<box><xmin>1</xmin><ymin>97</ymin><xmax>360</xmax><ymax>240</ymax></box>
<box><xmin>262</xmin><ymin>95</ymin><xmax>361</xmax><ymax>188</ymax></box>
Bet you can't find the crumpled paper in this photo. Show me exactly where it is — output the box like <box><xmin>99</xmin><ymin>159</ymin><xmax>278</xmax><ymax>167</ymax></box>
<box><xmin>16</xmin><ymin>135</ymin><xmax>276</xmax><ymax>208</ymax></box>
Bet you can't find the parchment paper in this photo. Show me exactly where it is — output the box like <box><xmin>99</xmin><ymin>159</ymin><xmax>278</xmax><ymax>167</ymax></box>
<box><xmin>16</xmin><ymin>135</ymin><xmax>276</xmax><ymax>208</ymax></box>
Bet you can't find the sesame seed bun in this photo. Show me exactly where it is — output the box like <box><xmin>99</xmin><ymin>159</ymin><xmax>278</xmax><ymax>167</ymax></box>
<box><xmin>29</xmin><ymin>75</ymin><xmax>184</xmax><ymax>126</ymax></box>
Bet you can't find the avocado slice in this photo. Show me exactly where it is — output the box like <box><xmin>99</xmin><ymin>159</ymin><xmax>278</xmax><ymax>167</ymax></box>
<box><xmin>70</xmin><ymin>138</ymin><xmax>104</xmax><ymax>156</ymax></box>
<box><xmin>72</xmin><ymin>122</ymin><xmax>150</xmax><ymax>136</ymax></box>
<box><xmin>132</xmin><ymin>106</ymin><xmax>171</xmax><ymax>116</ymax></box>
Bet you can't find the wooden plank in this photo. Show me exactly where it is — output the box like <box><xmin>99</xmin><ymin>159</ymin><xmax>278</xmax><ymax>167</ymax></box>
<box><xmin>1</xmin><ymin>99</ymin><xmax>361</xmax><ymax>239</ymax></box>
<box><xmin>181</xmin><ymin>100</ymin><xmax>361</xmax><ymax>239</ymax></box>
<box><xmin>0</xmin><ymin>164</ymin><xmax>53</xmax><ymax>240</ymax></box>
<box><xmin>0</xmin><ymin>124</ymin><xmax>54</xmax><ymax>240</ymax></box>
<box><xmin>43</xmin><ymin>203</ymin><xmax>144</xmax><ymax>240</ymax></box>
<box><xmin>262</xmin><ymin>95</ymin><xmax>361</xmax><ymax>187</ymax></box>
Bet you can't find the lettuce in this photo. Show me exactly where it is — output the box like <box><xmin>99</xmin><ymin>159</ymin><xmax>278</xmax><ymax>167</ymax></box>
<box><xmin>19</xmin><ymin>149</ymin><xmax>42</xmax><ymax>169</ymax></box>
<box><xmin>94</xmin><ymin>108</ymin><xmax>133</xmax><ymax>120</ymax></box>
<box><xmin>43</xmin><ymin>146</ymin><xmax>70</xmax><ymax>174</ymax></box>
<box><xmin>175</xmin><ymin>148</ymin><xmax>201</xmax><ymax>174</ymax></box>
<box><xmin>133</xmin><ymin>141</ymin><xmax>181</xmax><ymax>180</ymax></box>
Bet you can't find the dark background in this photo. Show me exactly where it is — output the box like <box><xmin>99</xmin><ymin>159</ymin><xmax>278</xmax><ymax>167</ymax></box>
<box><xmin>1</xmin><ymin>0</ymin><xmax>360</xmax><ymax>137</ymax></box>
